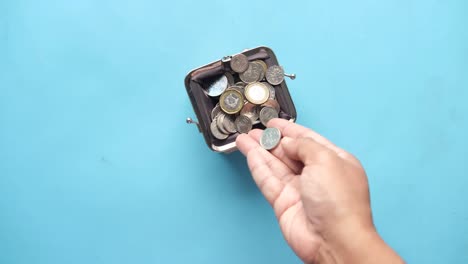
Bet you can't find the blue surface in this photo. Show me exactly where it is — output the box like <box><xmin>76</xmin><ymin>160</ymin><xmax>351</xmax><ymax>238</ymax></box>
<box><xmin>1</xmin><ymin>1</ymin><xmax>467</xmax><ymax>263</ymax></box>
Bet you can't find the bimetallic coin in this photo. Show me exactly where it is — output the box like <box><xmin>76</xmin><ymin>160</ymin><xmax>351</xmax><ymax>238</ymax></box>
<box><xmin>235</xmin><ymin>115</ymin><xmax>253</xmax><ymax>134</ymax></box>
<box><xmin>266</xmin><ymin>65</ymin><xmax>285</xmax><ymax>86</ymax></box>
<box><xmin>211</xmin><ymin>103</ymin><xmax>221</xmax><ymax>121</ymax></box>
<box><xmin>216</xmin><ymin>113</ymin><xmax>230</xmax><ymax>134</ymax></box>
<box><xmin>240</xmin><ymin>102</ymin><xmax>259</xmax><ymax>122</ymax></box>
<box><xmin>230</xmin><ymin>54</ymin><xmax>249</xmax><ymax>73</ymax></box>
<box><xmin>223</xmin><ymin>114</ymin><xmax>237</xmax><ymax>134</ymax></box>
<box><xmin>239</xmin><ymin>62</ymin><xmax>263</xmax><ymax>83</ymax></box>
<box><xmin>220</xmin><ymin>89</ymin><xmax>244</xmax><ymax>114</ymax></box>
<box><xmin>210</xmin><ymin>119</ymin><xmax>229</xmax><ymax>140</ymax></box>
<box><xmin>263</xmin><ymin>82</ymin><xmax>276</xmax><ymax>99</ymax></box>
<box><xmin>206</xmin><ymin>74</ymin><xmax>228</xmax><ymax>97</ymax></box>
<box><xmin>260</xmin><ymin>127</ymin><xmax>282</xmax><ymax>150</ymax></box>
<box><xmin>259</xmin><ymin>106</ymin><xmax>279</xmax><ymax>126</ymax></box>
<box><xmin>245</xmin><ymin>82</ymin><xmax>270</xmax><ymax>105</ymax></box>
<box><xmin>262</xmin><ymin>99</ymin><xmax>280</xmax><ymax>113</ymax></box>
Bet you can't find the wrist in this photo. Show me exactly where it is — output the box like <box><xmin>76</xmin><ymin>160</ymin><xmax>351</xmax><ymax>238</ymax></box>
<box><xmin>314</xmin><ymin>219</ymin><xmax>404</xmax><ymax>264</ymax></box>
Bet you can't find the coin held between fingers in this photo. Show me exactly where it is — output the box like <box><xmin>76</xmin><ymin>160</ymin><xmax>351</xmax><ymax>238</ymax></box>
<box><xmin>260</xmin><ymin>127</ymin><xmax>282</xmax><ymax>150</ymax></box>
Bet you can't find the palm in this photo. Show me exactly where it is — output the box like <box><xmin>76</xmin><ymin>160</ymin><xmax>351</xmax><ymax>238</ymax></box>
<box><xmin>275</xmin><ymin>177</ymin><xmax>322</xmax><ymax>262</ymax></box>
<box><xmin>237</xmin><ymin>126</ymin><xmax>322</xmax><ymax>263</ymax></box>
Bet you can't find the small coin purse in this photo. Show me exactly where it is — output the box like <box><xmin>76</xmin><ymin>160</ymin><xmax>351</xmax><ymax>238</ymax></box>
<box><xmin>185</xmin><ymin>46</ymin><xmax>297</xmax><ymax>153</ymax></box>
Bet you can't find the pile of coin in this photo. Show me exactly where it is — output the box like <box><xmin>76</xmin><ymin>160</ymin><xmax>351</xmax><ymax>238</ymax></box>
<box><xmin>205</xmin><ymin>54</ymin><xmax>286</xmax><ymax>140</ymax></box>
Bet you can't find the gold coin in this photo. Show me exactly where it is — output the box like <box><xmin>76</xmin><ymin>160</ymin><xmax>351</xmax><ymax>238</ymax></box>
<box><xmin>244</xmin><ymin>82</ymin><xmax>270</xmax><ymax>105</ymax></box>
<box><xmin>220</xmin><ymin>89</ymin><xmax>244</xmax><ymax>114</ymax></box>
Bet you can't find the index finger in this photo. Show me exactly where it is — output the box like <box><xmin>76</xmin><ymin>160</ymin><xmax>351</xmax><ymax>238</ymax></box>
<box><xmin>267</xmin><ymin>118</ymin><xmax>336</xmax><ymax>148</ymax></box>
<box><xmin>267</xmin><ymin>118</ymin><xmax>361</xmax><ymax>166</ymax></box>
<box><xmin>236</xmin><ymin>133</ymin><xmax>295</xmax><ymax>206</ymax></box>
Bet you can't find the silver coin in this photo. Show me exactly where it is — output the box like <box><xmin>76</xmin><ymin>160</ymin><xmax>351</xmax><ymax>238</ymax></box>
<box><xmin>253</xmin><ymin>60</ymin><xmax>267</xmax><ymax>81</ymax></box>
<box><xmin>223</xmin><ymin>114</ymin><xmax>237</xmax><ymax>134</ymax></box>
<box><xmin>211</xmin><ymin>103</ymin><xmax>221</xmax><ymax>121</ymax></box>
<box><xmin>210</xmin><ymin>119</ymin><xmax>229</xmax><ymax>140</ymax></box>
<box><xmin>216</xmin><ymin>113</ymin><xmax>230</xmax><ymax>134</ymax></box>
<box><xmin>239</xmin><ymin>62</ymin><xmax>263</xmax><ymax>83</ymax></box>
<box><xmin>260</xmin><ymin>127</ymin><xmax>282</xmax><ymax>150</ymax></box>
<box><xmin>230</xmin><ymin>54</ymin><xmax>249</xmax><ymax>73</ymax></box>
<box><xmin>225</xmin><ymin>72</ymin><xmax>235</xmax><ymax>85</ymax></box>
<box><xmin>240</xmin><ymin>102</ymin><xmax>259</xmax><ymax>122</ymax></box>
<box><xmin>258</xmin><ymin>68</ymin><xmax>265</xmax><ymax>81</ymax></box>
<box><xmin>235</xmin><ymin>115</ymin><xmax>253</xmax><ymax>134</ymax></box>
<box><xmin>254</xmin><ymin>60</ymin><xmax>268</xmax><ymax>74</ymax></box>
<box><xmin>206</xmin><ymin>74</ymin><xmax>228</xmax><ymax>97</ymax></box>
<box><xmin>263</xmin><ymin>82</ymin><xmax>276</xmax><ymax>99</ymax></box>
<box><xmin>266</xmin><ymin>65</ymin><xmax>285</xmax><ymax>86</ymax></box>
<box><xmin>235</xmin><ymin>82</ymin><xmax>247</xmax><ymax>88</ymax></box>
<box><xmin>227</xmin><ymin>85</ymin><xmax>244</xmax><ymax>95</ymax></box>
<box><xmin>259</xmin><ymin>106</ymin><xmax>279</xmax><ymax>126</ymax></box>
<box><xmin>262</xmin><ymin>99</ymin><xmax>280</xmax><ymax>113</ymax></box>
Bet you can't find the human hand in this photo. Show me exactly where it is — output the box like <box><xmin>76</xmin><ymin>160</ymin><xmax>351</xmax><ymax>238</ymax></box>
<box><xmin>236</xmin><ymin>118</ymin><xmax>404</xmax><ymax>264</ymax></box>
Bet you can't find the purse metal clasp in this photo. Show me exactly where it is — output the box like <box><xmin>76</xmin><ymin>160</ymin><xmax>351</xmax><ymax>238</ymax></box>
<box><xmin>186</xmin><ymin>117</ymin><xmax>202</xmax><ymax>132</ymax></box>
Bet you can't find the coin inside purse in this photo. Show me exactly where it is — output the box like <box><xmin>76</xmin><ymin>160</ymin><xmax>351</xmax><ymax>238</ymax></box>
<box><xmin>185</xmin><ymin>46</ymin><xmax>297</xmax><ymax>153</ymax></box>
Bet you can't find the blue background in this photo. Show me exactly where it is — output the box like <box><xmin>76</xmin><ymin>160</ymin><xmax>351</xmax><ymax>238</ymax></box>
<box><xmin>1</xmin><ymin>0</ymin><xmax>467</xmax><ymax>263</ymax></box>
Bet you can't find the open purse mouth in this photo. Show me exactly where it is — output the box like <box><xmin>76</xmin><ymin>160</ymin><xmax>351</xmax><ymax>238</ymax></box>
<box><xmin>185</xmin><ymin>46</ymin><xmax>297</xmax><ymax>153</ymax></box>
